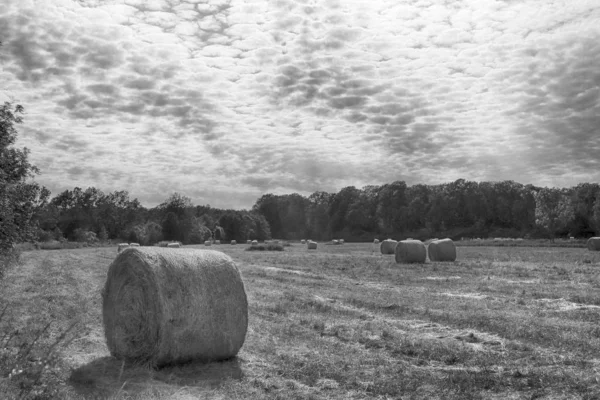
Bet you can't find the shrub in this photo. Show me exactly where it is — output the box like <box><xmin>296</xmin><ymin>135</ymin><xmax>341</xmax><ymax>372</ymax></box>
<box><xmin>245</xmin><ymin>244</ymin><xmax>284</xmax><ymax>251</ymax></box>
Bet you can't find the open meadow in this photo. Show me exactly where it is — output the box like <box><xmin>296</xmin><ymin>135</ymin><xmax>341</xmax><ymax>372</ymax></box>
<box><xmin>2</xmin><ymin>242</ymin><xmax>600</xmax><ymax>399</ymax></box>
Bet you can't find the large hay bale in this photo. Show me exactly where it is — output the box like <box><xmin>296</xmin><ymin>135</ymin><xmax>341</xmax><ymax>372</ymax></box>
<box><xmin>231</xmin><ymin>240</ymin><xmax>237</xmax><ymax>245</ymax></box>
<box><xmin>167</xmin><ymin>242</ymin><xmax>180</xmax><ymax>248</ymax></box>
<box><xmin>428</xmin><ymin>238</ymin><xmax>456</xmax><ymax>262</ymax></box>
<box><xmin>395</xmin><ymin>240</ymin><xmax>426</xmax><ymax>263</ymax></box>
<box><xmin>102</xmin><ymin>247</ymin><xmax>248</xmax><ymax>367</ymax></box>
<box><xmin>251</xmin><ymin>240</ymin><xmax>258</xmax><ymax>246</ymax></box>
<box><xmin>117</xmin><ymin>243</ymin><xmax>130</xmax><ymax>253</ymax></box>
<box><xmin>204</xmin><ymin>240</ymin><xmax>212</xmax><ymax>246</ymax></box>
<box><xmin>380</xmin><ymin>239</ymin><xmax>398</xmax><ymax>255</ymax></box>
<box><xmin>587</xmin><ymin>237</ymin><xmax>600</xmax><ymax>251</ymax></box>
<box><xmin>307</xmin><ymin>240</ymin><xmax>317</xmax><ymax>250</ymax></box>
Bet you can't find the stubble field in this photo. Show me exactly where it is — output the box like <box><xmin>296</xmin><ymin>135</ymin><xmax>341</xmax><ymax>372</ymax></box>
<box><xmin>1</xmin><ymin>242</ymin><xmax>600</xmax><ymax>399</ymax></box>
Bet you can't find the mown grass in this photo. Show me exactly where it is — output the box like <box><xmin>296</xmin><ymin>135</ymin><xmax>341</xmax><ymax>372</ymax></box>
<box><xmin>1</xmin><ymin>243</ymin><xmax>600</xmax><ymax>399</ymax></box>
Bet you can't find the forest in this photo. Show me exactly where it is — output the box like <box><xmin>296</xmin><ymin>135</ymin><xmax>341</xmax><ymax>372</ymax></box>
<box><xmin>32</xmin><ymin>179</ymin><xmax>600</xmax><ymax>245</ymax></box>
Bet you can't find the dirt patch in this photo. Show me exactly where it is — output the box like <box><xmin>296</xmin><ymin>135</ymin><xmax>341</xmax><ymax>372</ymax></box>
<box><xmin>439</xmin><ymin>292</ymin><xmax>487</xmax><ymax>300</ymax></box>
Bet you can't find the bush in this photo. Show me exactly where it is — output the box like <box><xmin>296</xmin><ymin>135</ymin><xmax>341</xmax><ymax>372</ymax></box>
<box><xmin>245</xmin><ymin>244</ymin><xmax>284</xmax><ymax>251</ymax></box>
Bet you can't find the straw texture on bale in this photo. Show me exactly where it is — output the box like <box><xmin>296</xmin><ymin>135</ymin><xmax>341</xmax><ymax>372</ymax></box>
<box><xmin>587</xmin><ymin>237</ymin><xmax>600</xmax><ymax>251</ymax></box>
<box><xmin>118</xmin><ymin>243</ymin><xmax>130</xmax><ymax>253</ymax></box>
<box><xmin>307</xmin><ymin>240</ymin><xmax>318</xmax><ymax>250</ymax></box>
<box><xmin>102</xmin><ymin>247</ymin><xmax>248</xmax><ymax>368</ymax></box>
<box><xmin>167</xmin><ymin>243</ymin><xmax>180</xmax><ymax>248</ymax></box>
<box><xmin>395</xmin><ymin>240</ymin><xmax>426</xmax><ymax>264</ymax></box>
<box><xmin>380</xmin><ymin>239</ymin><xmax>398</xmax><ymax>255</ymax></box>
<box><xmin>231</xmin><ymin>240</ymin><xmax>237</xmax><ymax>245</ymax></box>
<box><xmin>204</xmin><ymin>241</ymin><xmax>211</xmax><ymax>246</ymax></box>
<box><xmin>428</xmin><ymin>238</ymin><xmax>456</xmax><ymax>262</ymax></box>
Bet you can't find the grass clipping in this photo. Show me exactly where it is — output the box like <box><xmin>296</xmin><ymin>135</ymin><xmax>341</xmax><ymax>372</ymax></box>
<box><xmin>395</xmin><ymin>240</ymin><xmax>426</xmax><ymax>263</ymax></box>
<box><xmin>102</xmin><ymin>247</ymin><xmax>248</xmax><ymax>368</ymax></box>
<box><xmin>428</xmin><ymin>238</ymin><xmax>457</xmax><ymax>261</ymax></box>
<box><xmin>587</xmin><ymin>237</ymin><xmax>600</xmax><ymax>251</ymax></box>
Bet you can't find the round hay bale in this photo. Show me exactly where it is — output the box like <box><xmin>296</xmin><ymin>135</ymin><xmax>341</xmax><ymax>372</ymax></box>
<box><xmin>251</xmin><ymin>240</ymin><xmax>258</xmax><ymax>246</ymax></box>
<box><xmin>300</xmin><ymin>239</ymin><xmax>306</xmax><ymax>244</ymax></box>
<box><xmin>332</xmin><ymin>240</ymin><xmax>339</xmax><ymax>245</ymax></box>
<box><xmin>307</xmin><ymin>240</ymin><xmax>318</xmax><ymax>250</ymax></box>
<box><xmin>102</xmin><ymin>247</ymin><xmax>248</xmax><ymax>367</ymax></box>
<box><xmin>587</xmin><ymin>237</ymin><xmax>600</xmax><ymax>251</ymax></box>
<box><xmin>395</xmin><ymin>240</ymin><xmax>426</xmax><ymax>264</ymax></box>
<box><xmin>118</xmin><ymin>243</ymin><xmax>130</xmax><ymax>253</ymax></box>
<box><xmin>204</xmin><ymin>240</ymin><xmax>212</xmax><ymax>246</ymax></box>
<box><xmin>428</xmin><ymin>238</ymin><xmax>456</xmax><ymax>262</ymax></box>
<box><xmin>373</xmin><ymin>238</ymin><xmax>380</xmax><ymax>244</ymax></box>
<box><xmin>167</xmin><ymin>242</ymin><xmax>180</xmax><ymax>248</ymax></box>
<box><xmin>214</xmin><ymin>240</ymin><xmax>220</xmax><ymax>245</ymax></box>
<box><xmin>231</xmin><ymin>240</ymin><xmax>237</xmax><ymax>245</ymax></box>
<box><xmin>129</xmin><ymin>243</ymin><xmax>140</xmax><ymax>247</ymax></box>
<box><xmin>339</xmin><ymin>239</ymin><xmax>344</xmax><ymax>244</ymax></box>
<box><xmin>380</xmin><ymin>239</ymin><xmax>398</xmax><ymax>255</ymax></box>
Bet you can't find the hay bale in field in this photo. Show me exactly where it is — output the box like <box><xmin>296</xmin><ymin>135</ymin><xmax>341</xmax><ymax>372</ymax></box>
<box><xmin>300</xmin><ymin>239</ymin><xmax>306</xmax><ymax>244</ymax></box>
<box><xmin>339</xmin><ymin>239</ymin><xmax>344</xmax><ymax>244</ymax></box>
<box><xmin>117</xmin><ymin>243</ymin><xmax>130</xmax><ymax>253</ymax></box>
<box><xmin>332</xmin><ymin>240</ymin><xmax>339</xmax><ymax>245</ymax></box>
<box><xmin>167</xmin><ymin>242</ymin><xmax>180</xmax><ymax>248</ymax></box>
<box><xmin>251</xmin><ymin>240</ymin><xmax>258</xmax><ymax>246</ymax></box>
<box><xmin>307</xmin><ymin>240</ymin><xmax>318</xmax><ymax>250</ymax></box>
<box><xmin>587</xmin><ymin>237</ymin><xmax>600</xmax><ymax>251</ymax></box>
<box><xmin>204</xmin><ymin>240</ymin><xmax>212</xmax><ymax>246</ymax></box>
<box><xmin>246</xmin><ymin>240</ymin><xmax>251</xmax><ymax>244</ymax></box>
<box><xmin>231</xmin><ymin>240</ymin><xmax>237</xmax><ymax>245</ymax></box>
<box><xmin>374</xmin><ymin>238</ymin><xmax>380</xmax><ymax>244</ymax></box>
<box><xmin>380</xmin><ymin>239</ymin><xmax>398</xmax><ymax>255</ymax></box>
<box><xmin>395</xmin><ymin>240</ymin><xmax>426</xmax><ymax>264</ymax></box>
<box><xmin>214</xmin><ymin>240</ymin><xmax>220</xmax><ymax>245</ymax></box>
<box><xmin>129</xmin><ymin>243</ymin><xmax>140</xmax><ymax>247</ymax></box>
<box><xmin>428</xmin><ymin>238</ymin><xmax>456</xmax><ymax>262</ymax></box>
<box><xmin>102</xmin><ymin>247</ymin><xmax>248</xmax><ymax>367</ymax></box>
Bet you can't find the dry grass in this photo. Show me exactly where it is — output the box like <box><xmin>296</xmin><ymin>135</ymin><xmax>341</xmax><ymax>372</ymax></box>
<box><xmin>1</xmin><ymin>243</ymin><xmax>600</xmax><ymax>399</ymax></box>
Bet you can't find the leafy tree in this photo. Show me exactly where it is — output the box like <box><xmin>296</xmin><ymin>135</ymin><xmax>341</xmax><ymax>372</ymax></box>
<box><xmin>0</xmin><ymin>102</ymin><xmax>50</xmax><ymax>254</ymax></box>
<box><xmin>534</xmin><ymin>187</ymin><xmax>574</xmax><ymax>238</ymax></box>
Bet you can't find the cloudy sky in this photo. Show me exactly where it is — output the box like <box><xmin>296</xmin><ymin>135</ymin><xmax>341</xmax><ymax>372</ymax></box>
<box><xmin>1</xmin><ymin>0</ymin><xmax>599</xmax><ymax>208</ymax></box>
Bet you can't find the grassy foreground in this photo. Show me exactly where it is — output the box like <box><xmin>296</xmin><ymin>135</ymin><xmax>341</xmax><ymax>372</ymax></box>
<box><xmin>1</xmin><ymin>242</ymin><xmax>600</xmax><ymax>399</ymax></box>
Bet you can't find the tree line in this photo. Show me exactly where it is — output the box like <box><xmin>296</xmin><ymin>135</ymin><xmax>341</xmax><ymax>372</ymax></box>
<box><xmin>252</xmin><ymin>180</ymin><xmax>600</xmax><ymax>241</ymax></box>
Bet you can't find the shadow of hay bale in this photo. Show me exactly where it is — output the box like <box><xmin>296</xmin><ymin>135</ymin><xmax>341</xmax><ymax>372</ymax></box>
<box><xmin>69</xmin><ymin>355</ymin><xmax>243</xmax><ymax>397</ymax></box>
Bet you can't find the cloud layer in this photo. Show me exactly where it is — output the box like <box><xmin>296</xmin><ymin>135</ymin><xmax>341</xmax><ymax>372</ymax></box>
<box><xmin>1</xmin><ymin>0</ymin><xmax>599</xmax><ymax>208</ymax></box>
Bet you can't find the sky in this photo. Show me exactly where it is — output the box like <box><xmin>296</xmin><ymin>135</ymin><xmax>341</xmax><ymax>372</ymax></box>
<box><xmin>1</xmin><ymin>0</ymin><xmax>599</xmax><ymax>209</ymax></box>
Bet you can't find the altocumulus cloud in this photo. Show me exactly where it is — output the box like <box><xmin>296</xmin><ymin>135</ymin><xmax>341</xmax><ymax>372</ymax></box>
<box><xmin>0</xmin><ymin>0</ymin><xmax>599</xmax><ymax>208</ymax></box>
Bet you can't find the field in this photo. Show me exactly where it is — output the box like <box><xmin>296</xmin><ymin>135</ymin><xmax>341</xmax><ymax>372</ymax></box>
<box><xmin>1</xmin><ymin>242</ymin><xmax>600</xmax><ymax>399</ymax></box>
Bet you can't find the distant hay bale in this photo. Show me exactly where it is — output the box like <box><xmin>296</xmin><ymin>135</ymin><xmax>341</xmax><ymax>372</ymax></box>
<box><xmin>231</xmin><ymin>240</ymin><xmax>237</xmax><ymax>245</ymax></box>
<box><xmin>587</xmin><ymin>237</ymin><xmax>600</xmax><ymax>251</ymax></box>
<box><xmin>204</xmin><ymin>240</ymin><xmax>212</xmax><ymax>246</ymax></box>
<box><xmin>395</xmin><ymin>240</ymin><xmax>426</xmax><ymax>264</ymax></box>
<box><xmin>300</xmin><ymin>239</ymin><xmax>306</xmax><ymax>244</ymax></box>
<box><xmin>214</xmin><ymin>240</ymin><xmax>220</xmax><ymax>245</ymax></box>
<box><xmin>307</xmin><ymin>240</ymin><xmax>318</xmax><ymax>250</ymax></box>
<box><xmin>246</xmin><ymin>240</ymin><xmax>251</xmax><ymax>244</ymax></box>
<box><xmin>380</xmin><ymin>239</ymin><xmax>398</xmax><ymax>255</ymax></box>
<box><xmin>428</xmin><ymin>238</ymin><xmax>457</xmax><ymax>262</ymax></box>
<box><xmin>102</xmin><ymin>247</ymin><xmax>248</xmax><ymax>368</ymax></box>
<box><xmin>167</xmin><ymin>242</ymin><xmax>180</xmax><ymax>248</ymax></box>
<box><xmin>332</xmin><ymin>240</ymin><xmax>339</xmax><ymax>245</ymax></box>
<box><xmin>129</xmin><ymin>243</ymin><xmax>140</xmax><ymax>247</ymax></box>
<box><xmin>339</xmin><ymin>239</ymin><xmax>344</xmax><ymax>244</ymax></box>
<box><xmin>251</xmin><ymin>240</ymin><xmax>258</xmax><ymax>246</ymax></box>
<box><xmin>373</xmin><ymin>238</ymin><xmax>380</xmax><ymax>244</ymax></box>
<box><xmin>117</xmin><ymin>243</ymin><xmax>130</xmax><ymax>253</ymax></box>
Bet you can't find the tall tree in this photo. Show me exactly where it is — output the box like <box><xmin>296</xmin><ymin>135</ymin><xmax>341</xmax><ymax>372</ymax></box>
<box><xmin>0</xmin><ymin>102</ymin><xmax>50</xmax><ymax>253</ymax></box>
